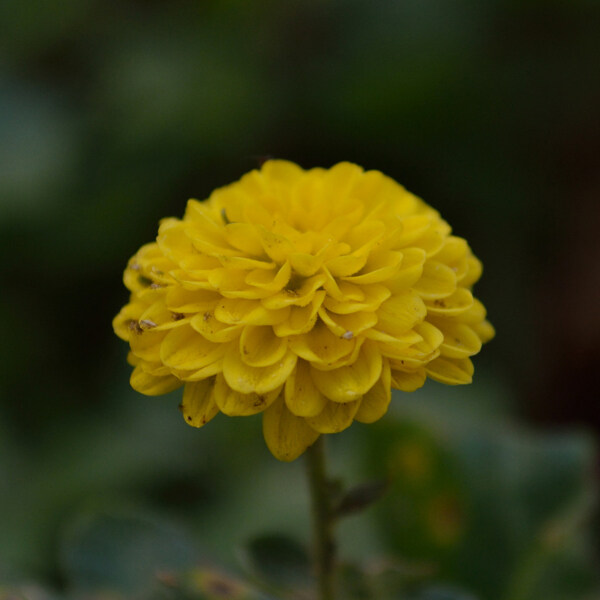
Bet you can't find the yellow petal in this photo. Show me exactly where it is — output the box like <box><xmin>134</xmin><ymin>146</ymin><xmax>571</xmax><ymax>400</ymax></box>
<box><xmin>326</xmin><ymin>253</ymin><xmax>368</xmax><ymax>278</ymax></box>
<box><xmin>175</xmin><ymin>358</ymin><xmax>224</xmax><ymax>381</ymax></box>
<box><xmin>435</xmin><ymin>236</ymin><xmax>469</xmax><ymax>274</ymax></box>
<box><xmin>426</xmin><ymin>357</ymin><xmax>474</xmax><ymax>385</ymax></box>
<box><xmin>113</xmin><ymin>302</ymin><xmax>145</xmax><ymax>341</ymax></box>
<box><xmin>288</xmin><ymin>320</ymin><xmax>356</xmax><ymax>366</ymax></box>
<box><xmin>413</xmin><ymin>227</ymin><xmax>445</xmax><ymax>257</ymax></box>
<box><xmin>342</xmin><ymin>220</ymin><xmax>385</xmax><ymax>254</ymax></box>
<box><xmin>472</xmin><ymin>320</ymin><xmax>495</xmax><ymax>344</ymax></box>
<box><xmin>257</xmin><ymin>225</ymin><xmax>296</xmax><ymax>263</ymax></box>
<box><xmin>426</xmin><ymin>288</ymin><xmax>474</xmax><ymax>317</ymax></box>
<box><xmin>341</xmin><ymin>250</ymin><xmax>403</xmax><ymax>285</ymax></box>
<box><xmin>213</xmin><ymin>373</ymin><xmax>280</xmax><ymax>416</ymax></box>
<box><xmin>130</xmin><ymin>365</ymin><xmax>182</xmax><ymax>396</ymax></box>
<box><xmin>310</xmin><ymin>337</ymin><xmax>365</xmax><ymax>372</ymax></box>
<box><xmin>156</xmin><ymin>220</ymin><xmax>195</xmax><ymax>265</ymax></box>
<box><xmin>245</xmin><ymin>261</ymin><xmax>291</xmax><ymax>292</ymax></box>
<box><xmin>218</xmin><ymin>256</ymin><xmax>276</xmax><ymax>271</ymax></box>
<box><xmin>414</xmin><ymin>321</ymin><xmax>445</xmax><ymax>352</ymax></box>
<box><xmin>459</xmin><ymin>297</ymin><xmax>487</xmax><ymax>325</ymax></box>
<box><xmin>262</xmin><ymin>159</ymin><xmax>305</xmax><ymax>185</ymax></box>
<box><xmin>239</xmin><ymin>326</ymin><xmax>288</xmax><ymax>367</ymax></box>
<box><xmin>323</xmin><ymin>283</ymin><xmax>391</xmax><ymax>315</ymax></box>
<box><xmin>365</xmin><ymin>327</ymin><xmax>422</xmax><ymax>345</ymax></box>
<box><xmin>273</xmin><ymin>291</ymin><xmax>325</xmax><ymax>336</ymax></box>
<box><xmin>289</xmin><ymin>252</ymin><xmax>325</xmax><ymax>277</ymax></box>
<box><xmin>322</xmin><ymin>277</ymin><xmax>365</xmax><ymax>302</ymax></box>
<box><xmin>310</xmin><ymin>341</ymin><xmax>382</xmax><ymax>403</ymax></box>
<box><xmin>190</xmin><ymin>312</ymin><xmax>243</xmax><ymax>342</ymax></box>
<box><xmin>321</xmin><ymin>161</ymin><xmax>363</xmax><ymax>200</ymax></box>
<box><xmin>306</xmin><ymin>399</ymin><xmax>361</xmax><ymax>433</ymax></box>
<box><xmin>390</xmin><ymin>367</ymin><xmax>426</xmax><ymax>391</ymax></box>
<box><xmin>461</xmin><ymin>256</ymin><xmax>483</xmax><ymax>288</ymax></box>
<box><xmin>413</xmin><ymin>260</ymin><xmax>457</xmax><ymax>299</ymax></box>
<box><xmin>160</xmin><ymin>325</ymin><xmax>225</xmax><ymax>370</ymax></box>
<box><xmin>355</xmin><ymin>359</ymin><xmax>391</xmax><ymax>423</ymax></box>
<box><xmin>376</xmin><ymin>291</ymin><xmax>427</xmax><ymax>336</ymax></box>
<box><xmin>437</xmin><ymin>322</ymin><xmax>482</xmax><ymax>359</ymax></box>
<box><xmin>166</xmin><ymin>287</ymin><xmax>220</xmax><ymax>313</ymax></box>
<box><xmin>215</xmin><ymin>298</ymin><xmax>290</xmax><ymax>326</ymax></box>
<box><xmin>284</xmin><ymin>360</ymin><xmax>328</xmax><ymax>417</ymax></box>
<box><xmin>262</xmin><ymin>397</ymin><xmax>320</xmax><ymax>462</ymax></box>
<box><xmin>390</xmin><ymin>215</ymin><xmax>432</xmax><ymax>247</ymax></box>
<box><xmin>224</xmin><ymin>222</ymin><xmax>266</xmax><ymax>256</ymax></box>
<box><xmin>181</xmin><ymin>379</ymin><xmax>219</xmax><ymax>427</ymax></box>
<box><xmin>209</xmin><ymin>268</ymin><xmax>270</xmax><ymax>299</ymax></box>
<box><xmin>318</xmin><ymin>308</ymin><xmax>377</xmax><ymax>338</ymax></box>
<box><xmin>223</xmin><ymin>346</ymin><xmax>297</xmax><ymax>394</ymax></box>
<box><xmin>386</xmin><ymin>248</ymin><xmax>426</xmax><ymax>293</ymax></box>
<box><xmin>129</xmin><ymin>328</ymin><xmax>167</xmax><ymax>362</ymax></box>
<box><xmin>262</xmin><ymin>273</ymin><xmax>327</xmax><ymax>309</ymax></box>
<box><xmin>139</xmin><ymin>301</ymin><xmax>191</xmax><ymax>332</ymax></box>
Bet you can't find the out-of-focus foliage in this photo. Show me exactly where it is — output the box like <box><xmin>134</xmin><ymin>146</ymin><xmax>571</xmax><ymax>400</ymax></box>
<box><xmin>1</xmin><ymin>0</ymin><xmax>599</xmax><ymax>598</ymax></box>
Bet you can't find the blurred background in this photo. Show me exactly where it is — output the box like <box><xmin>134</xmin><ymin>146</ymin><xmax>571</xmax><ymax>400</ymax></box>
<box><xmin>1</xmin><ymin>1</ymin><xmax>599</xmax><ymax>599</ymax></box>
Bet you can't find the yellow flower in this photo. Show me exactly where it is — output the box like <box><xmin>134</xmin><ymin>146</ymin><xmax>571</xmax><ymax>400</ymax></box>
<box><xmin>113</xmin><ymin>161</ymin><xmax>494</xmax><ymax>461</ymax></box>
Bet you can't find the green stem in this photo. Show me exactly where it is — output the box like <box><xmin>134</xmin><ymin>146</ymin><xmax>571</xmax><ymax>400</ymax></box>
<box><xmin>306</xmin><ymin>436</ymin><xmax>336</xmax><ymax>600</ymax></box>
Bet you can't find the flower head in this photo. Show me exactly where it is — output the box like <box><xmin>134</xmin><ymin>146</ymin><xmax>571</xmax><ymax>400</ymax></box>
<box><xmin>114</xmin><ymin>161</ymin><xmax>494</xmax><ymax>460</ymax></box>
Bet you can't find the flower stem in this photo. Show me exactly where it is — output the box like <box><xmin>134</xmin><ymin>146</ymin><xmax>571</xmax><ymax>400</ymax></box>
<box><xmin>306</xmin><ymin>436</ymin><xmax>336</xmax><ymax>600</ymax></box>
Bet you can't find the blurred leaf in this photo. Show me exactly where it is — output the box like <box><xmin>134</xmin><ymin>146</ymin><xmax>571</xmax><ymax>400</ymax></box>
<box><xmin>407</xmin><ymin>585</ymin><xmax>478</xmax><ymax>600</ymax></box>
<box><xmin>0</xmin><ymin>584</ymin><xmax>63</xmax><ymax>600</ymax></box>
<box><xmin>238</xmin><ymin>534</ymin><xmax>311</xmax><ymax>593</ymax></box>
<box><xmin>368</xmin><ymin>393</ymin><xmax>600</xmax><ymax>600</ymax></box>
<box><xmin>60</xmin><ymin>511</ymin><xmax>198</xmax><ymax>597</ymax></box>
<box><xmin>335</xmin><ymin>480</ymin><xmax>389</xmax><ymax>518</ymax></box>
<box><xmin>178</xmin><ymin>565</ymin><xmax>276</xmax><ymax>600</ymax></box>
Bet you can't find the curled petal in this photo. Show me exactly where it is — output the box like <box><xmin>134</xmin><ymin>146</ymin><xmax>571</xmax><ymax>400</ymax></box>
<box><xmin>323</xmin><ymin>283</ymin><xmax>391</xmax><ymax>314</ymax></box>
<box><xmin>426</xmin><ymin>357</ymin><xmax>474</xmax><ymax>385</ymax></box>
<box><xmin>426</xmin><ymin>288</ymin><xmax>473</xmax><ymax>317</ymax></box>
<box><xmin>239</xmin><ymin>326</ymin><xmax>288</xmax><ymax>367</ymax></box>
<box><xmin>285</xmin><ymin>360</ymin><xmax>328</xmax><ymax>417</ymax></box>
<box><xmin>191</xmin><ymin>312</ymin><xmax>243</xmax><ymax>343</ymax></box>
<box><xmin>355</xmin><ymin>359</ymin><xmax>392</xmax><ymax>424</ymax></box>
<box><xmin>386</xmin><ymin>248</ymin><xmax>426</xmax><ymax>293</ymax></box>
<box><xmin>413</xmin><ymin>260</ymin><xmax>457</xmax><ymax>299</ymax></box>
<box><xmin>289</xmin><ymin>320</ymin><xmax>356</xmax><ymax>366</ymax></box>
<box><xmin>341</xmin><ymin>250</ymin><xmax>403</xmax><ymax>285</ymax></box>
<box><xmin>223</xmin><ymin>346</ymin><xmax>297</xmax><ymax>394</ymax></box>
<box><xmin>262</xmin><ymin>397</ymin><xmax>320</xmax><ymax>461</ymax></box>
<box><xmin>306</xmin><ymin>399</ymin><xmax>361</xmax><ymax>433</ymax></box>
<box><xmin>310</xmin><ymin>341</ymin><xmax>382</xmax><ymax>403</ymax></box>
<box><xmin>273</xmin><ymin>291</ymin><xmax>325</xmax><ymax>336</ymax></box>
<box><xmin>472</xmin><ymin>320</ymin><xmax>495</xmax><ymax>344</ymax></box>
<box><xmin>376</xmin><ymin>291</ymin><xmax>427</xmax><ymax>336</ymax></box>
<box><xmin>390</xmin><ymin>367</ymin><xmax>426</xmax><ymax>392</ymax></box>
<box><xmin>437</xmin><ymin>322</ymin><xmax>482</xmax><ymax>359</ymax></box>
<box><xmin>215</xmin><ymin>298</ymin><xmax>289</xmax><ymax>326</ymax></box>
<box><xmin>130</xmin><ymin>365</ymin><xmax>182</xmax><ymax>396</ymax></box>
<box><xmin>160</xmin><ymin>325</ymin><xmax>225</xmax><ymax>370</ymax></box>
<box><xmin>181</xmin><ymin>379</ymin><xmax>219</xmax><ymax>427</ymax></box>
<box><xmin>214</xmin><ymin>373</ymin><xmax>280</xmax><ymax>416</ymax></box>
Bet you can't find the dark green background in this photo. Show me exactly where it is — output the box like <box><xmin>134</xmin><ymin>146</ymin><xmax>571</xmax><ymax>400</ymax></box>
<box><xmin>1</xmin><ymin>2</ymin><xmax>599</xmax><ymax>598</ymax></box>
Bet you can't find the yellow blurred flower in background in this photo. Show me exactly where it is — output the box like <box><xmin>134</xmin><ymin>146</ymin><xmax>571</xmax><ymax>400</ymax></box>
<box><xmin>113</xmin><ymin>161</ymin><xmax>494</xmax><ymax>461</ymax></box>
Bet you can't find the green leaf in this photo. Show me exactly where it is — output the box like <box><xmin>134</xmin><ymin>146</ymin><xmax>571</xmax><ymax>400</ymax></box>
<box><xmin>238</xmin><ymin>534</ymin><xmax>311</xmax><ymax>592</ymax></box>
<box><xmin>367</xmin><ymin>392</ymin><xmax>600</xmax><ymax>600</ymax></box>
<box><xmin>59</xmin><ymin>511</ymin><xmax>198</xmax><ymax>597</ymax></box>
